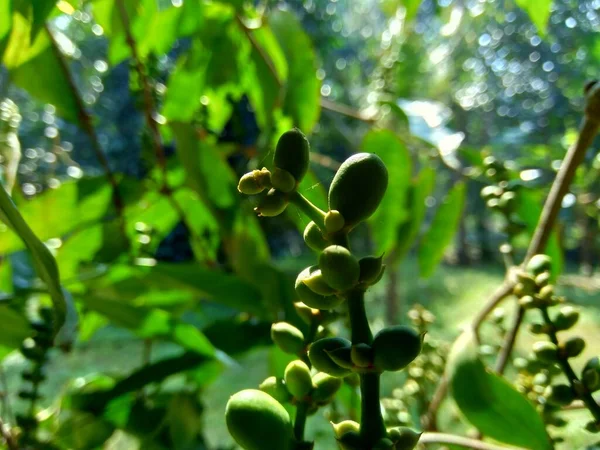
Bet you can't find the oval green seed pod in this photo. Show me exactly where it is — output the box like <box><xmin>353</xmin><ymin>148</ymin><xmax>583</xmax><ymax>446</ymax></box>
<box><xmin>311</xmin><ymin>372</ymin><xmax>342</xmax><ymax>403</ymax></box>
<box><xmin>284</xmin><ymin>360</ymin><xmax>313</xmax><ymax>399</ymax></box>
<box><xmin>270</xmin><ymin>168</ymin><xmax>296</xmax><ymax>193</ymax></box>
<box><xmin>325</xmin><ymin>346</ymin><xmax>354</xmax><ymax>369</ymax></box>
<box><xmin>518</xmin><ymin>295</ymin><xmax>538</xmax><ymax>310</ymax></box>
<box><xmin>324</xmin><ymin>210</ymin><xmax>345</xmax><ymax>233</ymax></box>
<box><xmin>351</xmin><ymin>343</ymin><xmax>373</xmax><ymax>368</ymax></box>
<box><xmin>563</xmin><ymin>337</ymin><xmax>585</xmax><ymax>358</ymax></box>
<box><xmin>526</xmin><ymin>254</ymin><xmax>553</xmax><ymax>275</ymax></box>
<box><xmin>303</xmin><ymin>269</ymin><xmax>337</xmax><ymax>295</ymax></box>
<box><xmin>255</xmin><ymin>188</ymin><xmax>288</xmax><ymax>217</ymax></box>
<box><xmin>259</xmin><ymin>376</ymin><xmax>291</xmax><ymax>404</ymax></box>
<box><xmin>373</xmin><ymin>438</ymin><xmax>395</xmax><ymax>450</ymax></box>
<box><xmin>582</xmin><ymin>367</ymin><xmax>600</xmax><ymax>392</ymax></box>
<box><xmin>225</xmin><ymin>389</ymin><xmax>292</xmax><ymax>450</ymax></box>
<box><xmin>328</xmin><ymin>153</ymin><xmax>388</xmax><ymax>227</ymax></box>
<box><xmin>535</xmin><ymin>272</ymin><xmax>551</xmax><ymax>288</ymax></box>
<box><xmin>304</xmin><ymin>221</ymin><xmax>328</xmax><ymax>252</ymax></box>
<box><xmin>319</xmin><ymin>245</ymin><xmax>360</xmax><ymax>291</ymax></box>
<box><xmin>372</xmin><ymin>326</ymin><xmax>422</xmax><ymax>372</ymax></box>
<box><xmin>274</xmin><ymin>128</ymin><xmax>310</xmax><ymax>182</ymax></box>
<box><xmin>294</xmin><ymin>302</ymin><xmax>319</xmax><ymax>324</ymax></box>
<box><xmin>538</xmin><ymin>285</ymin><xmax>554</xmax><ymax>301</ymax></box>
<box><xmin>337</xmin><ymin>430</ymin><xmax>363</xmax><ymax>450</ymax></box>
<box><xmin>545</xmin><ymin>384</ymin><xmax>575</xmax><ymax>406</ymax></box>
<box><xmin>238</xmin><ymin>168</ymin><xmax>271</xmax><ymax>195</ymax></box>
<box><xmin>387</xmin><ymin>427</ymin><xmax>421</xmax><ymax>450</ymax></box>
<box><xmin>296</xmin><ymin>267</ymin><xmax>345</xmax><ymax>310</ymax></box>
<box><xmin>358</xmin><ymin>255</ymin><xmax>384</xmax><ymax>284</ymax></box>
<box><xmin>553</xmin><ymin>306</ymin><xmax>579</xmax><ymax>331</ymax></box>
<box><xmin>331</xmin><ymin>420</ymin><xmax>360</xmax><ymax>438</ymax></box>
<box><xmin>308</xmin><ymin>337</ymin><xmax>352</xmax><ymax>377</ymax></box>
<box><xmin>533</xmin><ymin>341</ymin><xmax>558</xmax><ymax>362</ymax></box>
<box><xmin>271</xmin><ymin>322</ymin><xmax>305</xmax><ymax>355</ymax></box>
<box><xmin>584</xmin><ymin>356</ymin><xmax>600</xmax><ymax>373</ymax></box>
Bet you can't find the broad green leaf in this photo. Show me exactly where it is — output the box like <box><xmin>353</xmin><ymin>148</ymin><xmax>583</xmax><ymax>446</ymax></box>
<box><xmin>57</xmin><ymin>225</ymin><xmax>104</xmax><ymax>282</ymax></box>
<box><xmin>270</xmin><ymin>10</ymin><xmax>320</xmax><ymax>132</ymax></box>
<box><xmin>447</xmin><ymin>330</ymin><xmax>552</xmax><ymax>450</ymax></box>
<box><xmin>31</xmin><ymin>0</ymin><xmax>57</xmax><ymax>40</ymax></box>
<box><xmin>515</xmin><ymin>0</ymin><xmax>552</xmax><ymax>36</ymax></box>
<box><xmin>418</xmin><ymin>181</ymin><xmax>466</xmax><ymax>278</ymax></box>
<box><xmin>0</xmin><ymin>304</ymin><xmax>30</xmax><ymax>348</ymax></box>
<box><xmin>393</xmin><ymin>166</ymin><xmax>436</xmax><ymax>262</ymax></box>
<box><xmin>516</xmin><ymin>190</ymin><xmax>563</xmax><ymax>278</ymax></box>
<box><xmin>167</xmin><ymin>394</ymin><xmax>203</xmax><ymax>450</ymax></box>
<box><xmin>364</xmin><ymin>130</ymin><xmax>412</xmax><ymax>255</ymax></box>
<box><xmin>55</xmin><ymin>411</ymin><xmax>114</xmax><ymax>450</ymax></box>
<box><xmin>0</xmin><ymin>185</ymin><xmax>77</xmax><ymax>345</ymax></box>
<box><xmin>203</xmin><ymin>318</ymin><xmax>272</xmax><ymax>355</ymax></box>
<box><xmin>0</xmin><ymin>0</ymin><xmax>11</xmax><ymax>43</ymax></box>
<box><xmin>380</xmin><ymin>0</ymin><xmax>423</xmax><ymax>21</ymax></box>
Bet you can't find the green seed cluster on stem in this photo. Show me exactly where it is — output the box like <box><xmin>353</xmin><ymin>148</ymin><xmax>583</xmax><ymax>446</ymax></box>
<box><xmin>512</xmin><ymin>254</ymin><xmax>600</xmax><ymax>437</ymax></box>
<box><xmin>227</xmin><ymin>129</ymin><xmax>423</xmax><ymax>450</ymax></box>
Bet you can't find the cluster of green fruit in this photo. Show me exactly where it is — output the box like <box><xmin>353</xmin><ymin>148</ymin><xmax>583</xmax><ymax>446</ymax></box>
<box><xmin>228</xmin><ymin>129</ymin><xmax>423</xmax><ymax>450</ymax></box>
<box><xmin>514</xmin><ymin>254</ymin><xmax>600</xmax><ymax>434</ymax></box>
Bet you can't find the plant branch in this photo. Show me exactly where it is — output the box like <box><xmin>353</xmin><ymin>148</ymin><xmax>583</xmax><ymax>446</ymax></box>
<box><xmin>320</xmin><ymin>98</ymin><xmax>376</xmax><ymax>123</ymax></box>
<box><xmin>45</xmin><ymin>24</ymin><xmax>126</xmax><ymax>236</ymax></box>
<box><xmin>0</xmin><ymin>418</ymin><xmax>18</xmax><ymax>450</ymax></box>
<box><xmin>471</xmin><ymin>281</ymin><xmax>515</xmax><ymax>341</ymax></box>
<box><xmin>289</xmin><ymin>191</ymin><xmax>326</xmax><ymax>228</ymax></box>
<box><xmin>419</xmin><ymin>432</ymin><xmax>528</xmax><ymax>450</ymax></box>
<box><xmin>494</xmin><ymin>305</ymin><xmax>524</xmax><ymax>374</ymax></box>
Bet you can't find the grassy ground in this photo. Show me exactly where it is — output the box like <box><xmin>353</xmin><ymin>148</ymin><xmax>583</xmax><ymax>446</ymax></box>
<box><xmin>3</xmin><ymin>259</ymin><xmax>600</xmax><ymax>449</ymax></box>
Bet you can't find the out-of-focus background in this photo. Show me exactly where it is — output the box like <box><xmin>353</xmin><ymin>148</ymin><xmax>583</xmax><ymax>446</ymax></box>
<box><xmin>0</xmin><ymin>0</ymin><xmax>600</xmax><ymax>449</ymax></box>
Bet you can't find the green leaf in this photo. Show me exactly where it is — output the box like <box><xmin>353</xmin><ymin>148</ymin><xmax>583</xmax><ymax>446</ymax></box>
<box><xmin>418</xmin><ymin>181</ymin><xmax>466</xmax><ymax>278</ymax></box>
<box><xmin>0</xmin><ymin>304</ymin><xmax>30</xmax><ymax>348</ymax></box>
<box><xmin>515</xmin><ymin>0</ymin><xmax>552</xmax><ymax>36</ymax></box>
<box><xmin>31</xmin><ymin>0</ymin><xmax>56</xmax><ymax>40</ymax></box>
<box><xmin>380</xmin><ymin>0</ymin><xmax>423</xmax><ymax>21</ymax></box>
<box><xmin>364</xmin><ymin>130</ymin><xmax>412</xmax><ymax>255</ymax></box>
<box><xmin>0</xmin><ymin>185</ymin><xmax>77</xmax><ymax>346</ymax></box>
<box><xmin>167</xmin><ymin>394</ymin><xmax>203</xmax><ymax>450</ymax></box>
<box><xmin>393</xmin><ymin>166</ymin><xmax>436</xmax><ymax>262</ymax></box>
<box><xmin>270</xmin><ymin>9</ymin><xmax>320</xmax><ymax>132</ymax></box>
<box><xmin>0</xmin><ymin>0</ymin><xmax>11</xmax><ymax>42</ymax></box>
<box><xmin>447</xmin><ymin>330</ymin><xmax>552</xmax><ymax>450</ymax></box>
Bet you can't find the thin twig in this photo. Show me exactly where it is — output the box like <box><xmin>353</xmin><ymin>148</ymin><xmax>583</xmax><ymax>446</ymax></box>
<box><xmin>420</xmin><ymin>432</ymin><xmax>527</xmax><ymax>450</ymax></box>
<box><xmin>320</xmin><ymin>98</ymin><xmax>376</xmax><ymax>123</ymax></box>
<box><xmin>0</xmin><ymin>417</ymin><xmax>18</xmax><ymax>450</ymax></box>
<box><xmin>494</xmin><ymin>305</ymin><xmax>524</xmax><ymax>374</ymax></box>
<box><xmin>471</xmin><ymin>281</ymin><xmax>515</xmax><ymax>341</ymax></box>
<box><xmin>45</xmin><ymin>24</ymin><xmax>126</xmax><ymax>236</ymax></box>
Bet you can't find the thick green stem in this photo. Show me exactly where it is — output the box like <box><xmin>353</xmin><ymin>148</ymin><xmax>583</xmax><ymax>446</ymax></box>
<box><xmin>346</xmin><ymin>289</ymin><xmax>373</xmax><ymax>345</ymax></box>
<box><xmin>289</xmin><ymin>191</ymin><xmax>326</xmax><ymax>228</ymax></box>
<box><xmin>294</xmin><ymin>402</ymin><xmax>309</xmax><ymax>442</ymax></box>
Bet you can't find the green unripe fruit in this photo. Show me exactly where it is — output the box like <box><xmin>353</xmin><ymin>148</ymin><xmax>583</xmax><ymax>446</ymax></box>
<box><xmin>584</xmin><ymin>356</ymin><xmax>600</xmax><ymax>373</ymax></box>
<box><xmin>274</xmin><ymin>128</ymin><xmax>310</xmax><ymax>182</ymax></box>
<box><xmin>309</xmin><ymin>338</ymin><xmax>352</xmax><ymax>377</ymax></box>
<box><xmin>324</xmin><ymin>210</ymin><xmax>345</xmax><ymax>233</ymax></box>
<box><xmin>336</xmin><ymin>430</ymin><xmax>363</xmax><ymax>450</ymax></box>
<box><xmin>387</xmin><ymin>427</ymin><xmax>421</xmax><ymax>449</ymax></box>
<box><xmin>331</xmin><ymin>420</ymin><xmax>360</xmax><ymax>438</ymax></box>
<box><xmin>533</xmin><ymin>341</ymin><xmax>558</xmax><ymax>362</ymax></box>
<box><xmin>358</xmin><ymin>255</ymin><xmax>385</xmax><ymax>284</ymax></box>
<box><xmin>296</xmin><ymin>267</ymin><xmax>344</xmax><ymax>310</ymax></box>
<box><xmin>238</xmin><ymin>168</ymin><xmax>271</xmax><ymax>195</ymax></box>
<box><xmin>255</xmin><ymin>188</ymin><xmax>288</xmax><ymax>217</ymax></box>
<box><xmin>535</xmin><ymin>272</ymin><xmax>551</xmax><ymax>288</ymax></box>
<box><xmin>259</xmin><ymin>376</ymin><xmax>291</xmax><ymax>404</ymax></box>
<box><xmin>284</xmin><ymin>360</ymin><xmax>313</xmax><ymax>399</ymax></box>
<box><xmin>562</xmin><ymin>337</ymin><xmax>585</xmax><ymax>358</ymax></box>
<box><xmin>304</xmin><ymin>221</ymin><xmax>328</xmax><ymax>252</ymax></box>
<box><xmin>328</xmin><ymin>153</ymin><xmax>388</xmax><ymax>227</ymax></box>
<box><xmin>225</xmin><ymin>389</ymin><xmax>292</xmax><ymax>450</ymax></box>
<box><xmin>270</xmin><ymin>168</ymin><xmax>296</xmax><ymax>193</ymax></box>
<box><xmin>515</xmin><ymin>272</ymin><xmax>537</xmax><ymax>296</ymax></box>
<box><xmin>526</xmin><ymin>254</ymin><xmax>553</xmax><ymax>275</ymax></box>
<box><xmin>311</xmin><ymin>372</ymin><xmax>342</xmax><ymax>403</ymax></box>
<box><xmin>480</xmin><ymin>185</ymin><xmax>502</xmax><ymax>200</ymax></box>
<box><xmin>319</xmin><ymin>245</ymin><xmax>360</xmax><ymax>291</ymax></box>
<box><xmin>294</xmin><ymin>302</ymin><xmax>319</xmax><ymax>324</ymax></box>
<box><xmin>351</xmin><ymin>343</ymin><xmax>373</xmax><ymax>368</ymax></box>
<box><xmin>538</xmin><ymin>285</ymin><xmax>554</xmax><ymax>301</ymax></box>
<box><xmin>545</xmin><ymin>384</ymin><xmax>575</xmax><ymax>406</ymax></box>
<box><xmin>553</xmin><ymin>306</ymin><xmax>579</xmax><ymax>331</ymax></box>
<box><xmin>529</xmin><ymin>323</ymin><xmax>548</xmax><ymax>335</ymax></box>
<box><xmin>585</xmin><ymin>420</ymin><xmax>600</xmax><ymax>433</ymax></box>
<box><xmin>373</xmin><ymin>438</ymin><xmax>395</xmax><ymax>450</ymax></box>
<box><xmin>271</xmin><ymin>322</ymin><xmax>305</xmax><ymax>355</ymax></box>
<box><xmin>326</xmin><ymin>346</ymin><xmax>354</xmax><ymax>369</ymax></box>
<box><xmin>372</xmin><ymin>326</ymin><xmax>422</xmax><ymax>372</ymax></box>
<box><xmin>498</xmin><ymin>191</ymin><xmax>516</xmax><ymax>210</ymax></box>
<box><xmin>303</xmin><ymin>269</ymin><xmax>337</xmax><ymax>295</ymax></box>
<box><xmin>582</xmin><ymin>367</ymin><xmax>600</xmax><ymax>392</ymax></box>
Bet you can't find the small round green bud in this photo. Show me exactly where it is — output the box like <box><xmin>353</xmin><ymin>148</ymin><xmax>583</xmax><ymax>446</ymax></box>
<box><xmin>319</xmin><ymin>245</ymin><xmax>360</xmax><ymax>291</ymax></box>
<box><xmin>526</xmin><ymin>254</ymin><xmax>553</xmax><ymax>275</ymax></box>
<box><xmin>553</xmin><ymin>306</ymin><xmax>579</xmax><ymax>331</ymax></box>
<box><xmin>324</xmin><ymin>210</ymin><xmax>345</xmax><ymax>233</ymax></box>
<box><xmin>311</xmin><ymin>372</ymin><xmax>342</xmax><ymax>403</ymax></box>
<box><xmin>325</xmin><ymin>346</ymin><xmax>354</xmax><ymax>369</ymax></box>
<box><xmin>302</xmin><ymin>269</ymin><xmax>337</xmax><ymax>295</ymax></box>
<box><xmin>498</xmin><ymin>191</ymin><xmax>517</xmax><ymax>210</ymax></box>
<box><xmin>274</xmin><ymin>128</ymin><xmax>310</xmax><ymax>182</ymax></box>
<box><xmin>328</xmin><ymin>153</ymin><xmax>388</xmax><ymax>228</ymax></box>
<box><xmin>372</xmin><ymin>326</ymin><xmax>422</xmax><ymax>372</ymax></box>
<box><xmin>562</xmin><ymin>337</ymin><xmax>585</xmax><ymax>358</ymax></box>
<box><xmin>585</xmin><ymin>420</ymin><xmax>600</xmax><ymax>433</ymax></box>
<box><xmin>584</xmin><ymin>356</ymin><xmax>600</xmax><ymax>373</ymax></box>
<box><xmin>358</xmin><ymin>255</ymin><xmax>385</xmax><ymax>285</ymax></box>
<box><xmin>582</xmin><ymin>368</ymin><xmax>600</xmax><ymax>392</ymax></box>
<box><xmin>255</xmin><ymin>188</ymin><xmax>288</xmax><ymax>217</ymax></box>
<box><xmin>225</xmin><ymin>389</ymin><xmax>292</xmax><ymax>450</ymax></box>
<box><xmin>259</xmin><ymin>376</ymin><xmax>291</xmax><ymax>404</ymax></box>
<box><xmin>284</xmin><ymin>360</ymin><xmax>313</xmax><ymax>399</ymax></box>
<box><xmin>238</xmin><ymin>168</ymin><xmax>271</xmax><ymax>195</ymax></box>
<box><xmin>308</xmin><ymin>337</ymin><xmax>352</xmax><ymax>377</ymax></box>
<box><xmin>529</xmin><ymin>323</ymin><xmax>549</xmax><ymax>335</ymax></box>
<box><xmin>331</xmin><ymin>420</ymin><xmax>360</xmax><ymax>438</ymax></box>
<box><xmin>387</xmin><ymin>426</ymin><xmax>421</xmax><ymax>449</ymax></box>
<box><xmin>271</xmin><ymin>322</ymin><xmax>305</xmax><ymax>355</ymax></box>
<box><xmin>535</xmin><ymin>272</ymin><xmax>551</xmax><ymax>288</ymax></box>
<box><xmin>303</xmin><ymin>221</ymin><xmax>328</xmax><ymax>252</ymax></box>
<box><xmin>545</xmin><ymin>384</ymin><xmax>575</xmax><ymax>406</ymax></box>
<box><xmin>518</xmin><ymin>295</ymin><xmax>538</xmax><ymax>309</ymax></box>
<box><xmin>295</xmin><ymin>266</ymin><xmax>345</xmax><ymax>310</ymax></box>
<box><xmin>351</xmin><ymin>343</ymin><xmax>373</xmax><ymax>368</ymax></box>
<box><xmin>480</xmin><ymin>185</ymin><xmax>502</xmax><ymax>200</ymax></box>
<box><xmin>538</xmin><ymin>285</ymin><xmax>554</xmax><ymax>301</ymax></box>
<box><xmin>533</xmin><ymin>341</ymin><xmax>558</xmax><ymax>362</ymax></box>
<box><xmin>270</xmin><ymin>168</ymin><xmax>296</xmax><ymax>193</ymax></box>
